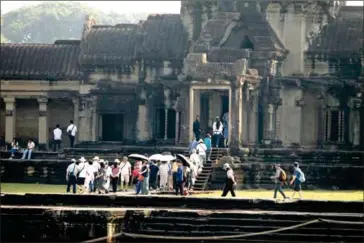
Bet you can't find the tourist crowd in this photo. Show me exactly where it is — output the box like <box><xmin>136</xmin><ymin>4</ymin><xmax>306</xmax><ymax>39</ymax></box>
<box><xmin>65</xmin><ymin>154</ymin><xmax>202</xmax><ymax>196</ymax></box>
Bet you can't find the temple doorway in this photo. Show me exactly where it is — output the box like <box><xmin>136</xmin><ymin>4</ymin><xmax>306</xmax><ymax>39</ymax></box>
<box><xmin>102</xmin><ymin>114</ymin><xmax>124</xmax><ymax>141</ymax></box>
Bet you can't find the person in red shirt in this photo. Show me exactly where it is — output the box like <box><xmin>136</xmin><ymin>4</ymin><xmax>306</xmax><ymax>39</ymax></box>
<box><xmin>131</xmin><ymin>165</ymin><xmax>140</xmax><ymax>194</ymax></box>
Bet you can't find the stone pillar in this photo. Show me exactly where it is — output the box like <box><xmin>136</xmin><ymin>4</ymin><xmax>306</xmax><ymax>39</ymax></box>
<box><xmin>72</xmin><ymin>97</ymin><xmax>79</xmax><ymax>142</ymax></box>
<box><xmin>175</xmin><ymin>111</ymin><xmax>180</xmax><ymax>144</ymax></box>
<box><xmin>264</xmin><ymin>104</ymin><xmax>274</xmax><ymax>140</ymax></box>
<box><xmin>164</xmin><ymin>108</ymin><xmax>168</xmax><ymax>140</ymax></box>
<box><xmin>4</xmin><ymin>97</ymin><xmax>16</xmax><ymax>144</ymax></box>
<box><xmin>230</xmin><ymin>81</ymin><xmax>242</xmax><ymax>154</ymax></box>
<box><xmin>189</xmin><ymin>86</ymin><xmax>194</xmax><ymax>142</ymax></box>
<box><xmin>37</xmin><ymin>97</ymin><xmax>48</xmax><ymax>150</ymax></box>
<box><xmin>78</xmin><ymin>96</ymin><xmax>93</xmax><ymax>142</ymax></box>
<box><xmin>136</xmin><ymin>103</ymin><xmax>149</xmax><ymax>142</ymax></box>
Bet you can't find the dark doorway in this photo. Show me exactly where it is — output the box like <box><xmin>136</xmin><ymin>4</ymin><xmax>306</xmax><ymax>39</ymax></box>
<box><xmin>156</xmin><ymin>109</ymin><xmax>165</xmax><ymax>139</ymax></box>
<box><xmin>155</xmin><ymin>108</ymin><xmax>177</xmax><ymax>139</ymax></box>
<box><xmin>167</xmin><ymin>109</ymin><xmax>176</xmax><ymax>139</ymax></box>
<box><xmin>102</xmin><ymin>114</ymin><xmax>124</xmax><ymax>141</ymax></box>
<box><xmin>221</xmin><ymin>95</ymin><xmax>229</xmax><ymax>117</ymax></box>
<box><xmin>200</xmin><ymin>93</ymin><xmax>210</xmax><ymax>132</ymax></box>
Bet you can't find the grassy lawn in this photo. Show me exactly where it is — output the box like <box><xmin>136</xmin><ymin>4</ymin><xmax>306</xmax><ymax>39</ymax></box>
<box><xmin>1</xmin><ymin>183</ymin><xmax>363</xmax><ymax>201</ymax></box>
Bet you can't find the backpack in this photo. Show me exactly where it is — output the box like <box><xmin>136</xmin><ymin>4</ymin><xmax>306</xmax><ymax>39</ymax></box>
<box><xmin>278</xmin><ymin>169</ymin><xmax>287</xmax><ymax>182</ymax></box>
<box><xmin>299</xmin><ymin>170</ymin><xmax>306</xmax><ymax>183</ymax></box>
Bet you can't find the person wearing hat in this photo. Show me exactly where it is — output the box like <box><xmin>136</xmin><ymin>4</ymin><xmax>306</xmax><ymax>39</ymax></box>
<box><xmin>270</xmin><ymin>164</ymin><xmax>287</xmax><ymax>200</ymax></box>
<box><xmin>76</xmin><ymin>157</ymin><xmax>87</xmax><ymax>193</ymax></box>
<box><xmin>196</xmin><ymin>139</ymin><xmax>207</xmax><ymax>166</ymax></box>
<box><xmin>221</xmin><ymin>163</ymin><xmax>236</xmax><ymax>197</ymax></box>
<box><xmin>212</xmin><ymin>116</ymin><xmax>223</xmax><ymax>148</ymax></box>
<box><xmin>66</xmin><ymin>158</ymin><xmax>80</xmax><ymax>194</ymax></box>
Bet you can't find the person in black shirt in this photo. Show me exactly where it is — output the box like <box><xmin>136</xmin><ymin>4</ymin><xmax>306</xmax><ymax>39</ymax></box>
<box><xmin>140</xmin><ymin>160</ymin><xmax>150</xmax><ymax>195</ymax></box>
<box><xmin>221</xmin><ymin>163</ymin><xmax>236</xmax><ymax>197</ymax></box>
<box><xmin>193</xmin><ymin>115</ymin><xmax>201</xmax><ymax>140</ymax></box>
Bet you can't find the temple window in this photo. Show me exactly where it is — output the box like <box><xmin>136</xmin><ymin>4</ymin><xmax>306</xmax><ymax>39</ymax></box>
<box><xmin>324</xmin><ymin>109</ymin><xmax>345</xmax><ymax>143</ymax></box>
<box><xmin>240</xmin><ymin>35</ymin><xmax>254</xmax><ymax>50</ymax></box>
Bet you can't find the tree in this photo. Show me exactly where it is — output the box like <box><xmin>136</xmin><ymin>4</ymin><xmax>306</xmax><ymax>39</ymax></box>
<box><xmin>1</xmin><ymin>2</ymin><xmax>148</xmax><ymax>43</ymax></box>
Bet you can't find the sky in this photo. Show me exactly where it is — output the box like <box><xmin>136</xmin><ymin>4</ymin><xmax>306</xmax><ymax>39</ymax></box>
<box><xmin>1</xmin><ymin>1</ymin><xmax>363</xmax><ymax>15</ymax></box>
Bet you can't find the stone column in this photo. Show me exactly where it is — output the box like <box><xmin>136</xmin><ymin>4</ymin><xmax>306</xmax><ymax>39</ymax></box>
<box><xmin>4</xmin><ymin>97</ymin><xmax>16</xmax><ymax>144</ymax></box>
<box><xmin>37</xmin><ymin>97</ymin><xmax>48</xmax><ymax>150</ymax></box>
<box><xmin>164</xmin><ymin>108</ymin><xmax>168</xmax><ymax>140</ymax></box>
<box><xmin>189</xmin><ymin>86</ymin><xmax>194</xmax><ymax>142</ymax></box>
<box><xmin>175</xmin><ymin>111</ymin><xmax>180</xmax><ymax>144</ymax></box>
<box><xmin>78</xmin><ymin>96</ymin><xmax>93</xmax><ymax>142</ymax></box>
<box><xmin>72</xmin><ymin>97</ymin><xmax>79</xmax><ymax>143</ymax></box>
<box><xmin>264</xmin><ymin>104</ymin><xmax>274</xmax><ymax>140</ymax></box>
<box><xmin>230</xmin><ymin>81</ymin><xmax>243</xmax><ymax>154</ymax></box>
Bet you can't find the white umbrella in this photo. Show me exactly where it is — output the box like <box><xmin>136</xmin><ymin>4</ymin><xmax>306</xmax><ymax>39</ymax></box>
<box><xmin>128</xmin><ymin>154</ymin><xmax>149</xmax><ymax>161</ymax></box>
<box><xmin>149</xmin><ymin>154</ymin><xmax>165</xmax><ymax>161</ymax></box>
<box><xmin>162</xmin><ymin>154</ymin><xmax>176</xmax><ymax>162</ymax></box>
<box><xmin>176</xmin><ymin>154</ymin><xmax>191</xmax><ymax>167</ymax></box>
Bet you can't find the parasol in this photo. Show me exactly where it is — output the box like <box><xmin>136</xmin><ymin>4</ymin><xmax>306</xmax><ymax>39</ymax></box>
<box><xmin>176</xmin><ymin>154</ymin><xmax>191</xmax><ymax>167</ymax></box>
<box><xmin>149</xmin><ymin>154</ymin><xmax>165</xmax><ymax>161</ymax></box>
<box><xmin>161</xmin><ymin>154</ymin><xmax>176</xmax><ymax>162</ymax></box>
<box><xmin>128</xmin><ymin>154</ymin><xmax>149</xmax><ymax>161</ymax></box>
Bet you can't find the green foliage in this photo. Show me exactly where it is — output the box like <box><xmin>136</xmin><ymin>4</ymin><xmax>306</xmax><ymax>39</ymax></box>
<box><xmin>1</xmin><ymin>2</ymin><xmax>148</xmax><ymax>43</ymax></box>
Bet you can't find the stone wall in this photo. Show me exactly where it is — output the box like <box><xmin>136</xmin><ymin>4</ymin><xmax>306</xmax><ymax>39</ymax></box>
<box><xmin>301</xmin><ymin>91</ymin><xmax>319</xmax><ymax>146</ymax></box>
<box><xmin>0</xmin><ymin>99</ymin><xmax>5</xmax><ymax>139</ymax></box>
<box><xmin>15</xmin><ymin>99</ymin><xmax>39</xmax><ymax>144</ymax></box>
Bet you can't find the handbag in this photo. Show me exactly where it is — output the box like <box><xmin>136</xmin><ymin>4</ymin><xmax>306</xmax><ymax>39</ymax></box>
<box><xmin>138</xmin><ymin>175</ymin><xmax>145</xmax><ymax>181</ymax></box>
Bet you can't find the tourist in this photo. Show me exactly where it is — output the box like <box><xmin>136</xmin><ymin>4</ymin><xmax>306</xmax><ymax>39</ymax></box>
<box><xmin>119</xmin><ymin>156</ymin><xmax>132</xmax><ymax>192</ymax></box>
<box><xmin>97</xmin><ymin>161</ymin><xmax>107</xmax><ymax>194</ymax></box>
<box><xmin>149</xmin><ymin>160</ymin><xmax>159</xmax><ymax>191</ymax></box>
<box><xmin>131</xmin><ymin>164</ymin><xmax>141</xmax><ymax>194</ymax></box>
<box><xmin>76</xmin><ymin>157</ymin><xmax>87</xmax><ymax>193</ymax></box>
<box><xmin>92</xmin><ymin>157</ymin><xmax>101</xmax><ymax>192</ymax></box>
<box><xmin>204</xmin><ymin>133</ymin><xmax>212</xmax><ymax>161</ymax></box>
<box><xmin>84</xmin><ymin>160</ymin><xmax>95</xmax><ymax>193</ymax></box>
<box><xmin>191</xmin><ymin>161</ymin><xmax>198</xmax><ymax>188</ymax></box>
<box><xmin>271</xmin><ymin>164</ymin><xmax>287</xmax><ymax>200</ymax></box>
<box><xmin>135</xmin><ymin>160</ymin><xmax>142</xmax><ymax>170</ymax></box>
<box><xmin>190</xmin><ymin>149</ymin><xmax>202</xmax><ymax>172</ymax></box>
<box><xmin>140</xmin><ymin>160</ymin><xmax>150</xmax><ymax>195</ymax></box>
<box><xmin>212</xmin><ymin>117</ymin><xmax>223</xmax><ymax>148</ymax></box>
<box><xmin>196</xmin><ymin>139</ymin><xmax>207</xmax><ymax>165</ymax></box>
<box><xmin>184</xmin><ymin>164</ymin><xmax>192</xmax><ymax>191</ymax></box>
<box><xmin>193</xmin><ymin>115</ymin><xmax>201</xmax><ymax>140</ymax></box>
<box><xmin>158</xmin><ymin>160</ymin><xmax>170</xmax><ymax>190</ymax></box>
<box><xmin>103</xmin><ymin>160</ymin><xmax>112</xmax><ymax>193</ymax></box>
<box><xmin>222</xmin><ymin>112</ymin><xmax>229</xmax><ymax>147</ymax></box>
<box><xmin>175</xmin><ymin>160</ymin><xmax>184</xmax><ymax>195</ymax></box>
<box><xmin>110</xmin><ymin>159</ymin><xmax>121</xmax><ymax>193</ymax></box>
<box><xmin>221</xmin><ymin>163</ymin><xmax>236</xmax><ymax>197</ymax></box>
<box><xmin>290</xmin><ymin>162</ymin><xmax>305</xmax><ymax>199</ymax></box>
<box><xmin>21</xmin><ymin>139</ymin><xmax>35</xmax><ymax>160</ymax></box>
<box><xmin>9</xmin><ymin>137</ymin><xmax>19</xmax><ymax>159</ymax></box>
<box><xmin>66</xmin><ymin>158</ymin><xmax>80</xmax><ymax>194</ymax></box>
<box><xmin>66</xmin><ymin>120</ymin><xmax>77</xmax><ymax>148</ymax></box>
<box><xmin>53</xmin><ymin>124</ymin><xmax>62</xmax><ymax>152</ymax></box>
<box><xmin>188</xmin><ymin>138</ymin><xmax>198</xmax><ymax>155</ymax></box>
<box><xmin>171</xmin><ymin>160</ymin><xmax>179</xmax><ymax>190</ymax></box>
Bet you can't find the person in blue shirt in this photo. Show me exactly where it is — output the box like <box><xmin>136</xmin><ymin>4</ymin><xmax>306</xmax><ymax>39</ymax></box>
<box><xmin>203</xmin><ymin>133</ymin><xmax>212</xmax><ymax>161</ymax></box>
<box><xmin>175</xmin><ymin>160</ymin><xmax>184</xmax><ymax>195</ymax></box>
<box><xmin>290</xmin><ymin>162</ymin><xmax>305</xmax><ymax>199</ymax></box>
<box><xmin>188</xmin><ymin>139</ymin><xmax>198</xmax><ymax>155</ymax></box>
<box><xmin>149</xmin><ymin>161</ymin><xmax>159</xmax><ymax>190</ymax></box>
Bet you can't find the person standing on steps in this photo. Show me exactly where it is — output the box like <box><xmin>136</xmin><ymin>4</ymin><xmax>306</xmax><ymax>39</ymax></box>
<box><xmin>221</xmin><ymin>163</ymin><xmax>236</xmax><ymax>197</ymax></box>
<box><xmin>196</xmin><ymin>139</ymin><xmax>207</xmax><ymax>166</ymax></box>
<box><xmin>66</xmin><ymin>120</ymin><xmax>77</xmax><ymax>148</ymax></box>
<box><xmin>175</xmin><ymin>160</ymin><xmax>184</xmax><ymax>195</ymax></box>
<box><xmin>53</xmin><ymin>124</ymin><xmax>62</xmax><ymax>152</ymax></box>
<box><xmin>203</xmin><ymin>133</ymin><xmax>212</xmax><ymax>161</ymax></box>
<box><xmin>193</xmin><ymin>115</ymin><xmax>201</xmax><ymax>141</ymax></box>
<box><xmin>290</xmin><ymin>162</ymin><xmax>305</xmax><ymax>199</ymax></box>
<box><xmin>212</xmin><ymin>117</ymin><xmax>223</xmax><ymax>148</ymax></box>
<box><xmin>271</xmin><ymin>164</ymin><xmax>287</xmax><ymax>200</ymax></box>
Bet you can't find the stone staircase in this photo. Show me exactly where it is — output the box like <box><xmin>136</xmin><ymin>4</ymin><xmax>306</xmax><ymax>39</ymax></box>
<box><xmin>123</xmin><ymin>210</ymin><xmax>364</xmax><ymax>243</ymax></box>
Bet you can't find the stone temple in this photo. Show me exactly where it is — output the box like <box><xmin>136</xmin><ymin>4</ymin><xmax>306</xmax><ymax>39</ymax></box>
<box><xmin>0</xmin><ymin>1</ymin><xmax>363</xmax><ymax>153</ymax></box>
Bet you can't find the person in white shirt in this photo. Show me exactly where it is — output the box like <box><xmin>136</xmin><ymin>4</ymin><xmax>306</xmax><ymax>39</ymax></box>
<box><xmin>196</xmin><ymin>139</ymin><xmax>207</xmax><ymax>166</ymax></box>
<box><xmin>103</xmin><ymin>161</ymin><xmax>112</xmax><ymax>193</ymax></box>
<box><xmin>66</xmin><ymin>120</ymin><xmax>77</xmax><ymax>148</ymax></box>
<box><xmin>66</xmin><ymin>159</ymin><xmax>80</xmax><ymax>194</ymax></box>
<box><xmin>77</xmin><ymin>157</ymin><xmax>87</xmax><ymax>193</ymax></box>
<box><xmin>213</xmin><ymin>116</ymin><xmax>223</xmax><ymax>148</ymax></box>
<box><xmin>53</xmin><ymin>124</ymin><xmax>62</xmax><ymax>152</ymax></box>
<box><xmin>92</xmin><ymin>156</ymin><xmax>101</xmax><ymax>192</ymax></box>
<box><xmin>119</xmin><ymin>156</ymin><xmax>132</xmax><ymax>192</ymax></box>
<box><xmin>84</xmin><ymin>160</ymin><xmax>95</xmax><ymax>193</ymax></box>
<box><xmin>189</xmin><ymin>149</ymin><xmax>202</xmax><ymax>172</ymax></box>
<box><xmin>21</xmin><ymin>139</ymin><xmax>35</xmax><ymax>160</ymax></box>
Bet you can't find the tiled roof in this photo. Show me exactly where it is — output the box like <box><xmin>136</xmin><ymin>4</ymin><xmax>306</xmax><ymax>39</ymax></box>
<box><xmin>0</xmin><ymin>41</ymin><xmax>81</xmax><ymax>80</ymax></box>
<box><xmin>142</xmin><ymin>14</ymin><xmax>189</xmax><ymax>61</ymax></box>
<box><xmin>79</xmin><ymin>24</ymin><xmax>144</xmax><ymax>66</ymax></box>
<box><xmin>307</xmin><ymin>6</ymin><xmax>364</xmax><ymax>58</ymax></box>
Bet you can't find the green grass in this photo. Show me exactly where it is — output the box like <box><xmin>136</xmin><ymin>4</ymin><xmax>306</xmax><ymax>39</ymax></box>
<box><xmin>1</xmin><ymin>183</ymin><xmax>363</xmax><ymax>201</ymax></box>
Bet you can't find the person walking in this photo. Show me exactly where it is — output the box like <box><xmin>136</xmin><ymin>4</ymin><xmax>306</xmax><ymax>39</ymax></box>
<box><xmin>92</xmin><ymin>157</ymin><xmax>101</xmax><ymax>192</ymax></box>
<box><xmin>103</xmin><ymin>161</ymin><xmax>112</xmax><ymax>193</ymax></box>
<box><xmin>66</xmin><ymin>120</ymin><xmax>77</xmax><ymax>148</ymax></box>
<box><xmin>175</xmin><ymin>160</ymin><xmax>184</xmax><ymax>195</ymax></box>
<box><xmin>21</xmin><ymin>139</ymin><xmax>35</xmax><ymax>160</ymax></box>
<box><xmin>188</xmin><ymin>139</ymin><xmax>198</xmax><ymax>155</ymax></box>
<box><xmin>271</xmin><ymin>164</ymin><xmax>287</xmax><ymax>200</ymax></box>
<box><xmin>193</xmin><ymin>115</ymin><xmax>201</xmax><ymax>140</ymax></box>
<box><xmin>140</xmin><ymin>160</ymin><xmax>150</xmax><ymax>195</ymax></box>
<box><xmin>53</xmin><ymin>124</ymin><xmax>62</xmax><ymax>152</ymax></box>
<box><xmin>66</xmin><ymin>159</ymin><xmax>79</xmax><ymax>194</ymax></box>
<box><xmin>212</xmin><ymin>117</ymin><xmax>223</xmax><ymax>148</ymax></box>
<box><xmin>84</xmin><ymin>160</ymin><xmax>95</xmax><ymax>193</ymax></box>
<box><xmin>196</xmin><ymin>139</ymin><xmax>207</xmax><ymax>165</ymax></box>
<box><xmin>221</xmin><ymin>163</ymin><xmax>236</xmax><ymax>197</ymax></box>
<box><xmin>76</xmin><ymin>157</ymin><xmax>87</xmax><ymax>193</ymax></box>
<box><xmin>158</xmin><ymin>160</ymin><xmax>170</xmax><ymax>190</ymax></box>
<box><xmin>110</xmin><ymin>159</ymin><xmax>121</xmax><ymax>193</ymax></box>
<box><xmin>131</xmin><ymin>164</ymin><xmax>141</xmax><ymax>194</ymax></box>
<box><xmin>119</xmin><ymin>156</ymin><xmax>132</xmax><ymax>192</ymax></box>
<box><xmin>203</xmin><ymin>133</ymin><xmax>212</xmax><ymax>161</ymax></box>
<box><xmin>290</xmin><ymin>162</ymin><xmax>305</xmax><ymax>199</ymax></box>
<box><xmin>149</xmin><ymin>161</ymin><xmax>159</xmax><ymax>190</ymax></box>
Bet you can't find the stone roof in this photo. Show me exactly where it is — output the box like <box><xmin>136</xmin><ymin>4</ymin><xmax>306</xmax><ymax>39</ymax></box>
<box><xmin>79</xmin><ymin>24</ymin><xmax>144</xmax><ymax>66</ymax></box>
<box><xmin>0</xmin><ymin>42</ymin><xmax>81</xmax><ymax>81</ymax></box>
<box><xmin>307</xmin><ymin>6</ymin><xmax>364</xmax><ymax>58</ymax></box>
<box><xmin>142</xmin><ymin>14</ymin><xmax>189</xmax><ymax>61</ymax></box>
